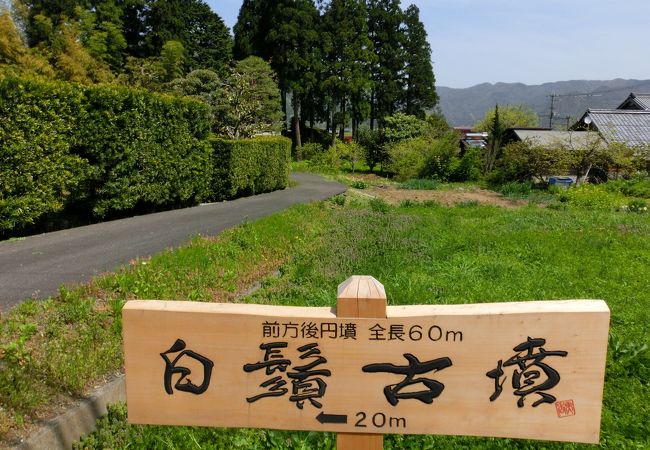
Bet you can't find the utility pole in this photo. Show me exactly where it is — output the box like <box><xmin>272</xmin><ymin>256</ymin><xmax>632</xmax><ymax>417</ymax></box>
<box><xmin>546</xmin><ymin>92</ymin><xmax>602</xmax><ymax>129</ymax></box>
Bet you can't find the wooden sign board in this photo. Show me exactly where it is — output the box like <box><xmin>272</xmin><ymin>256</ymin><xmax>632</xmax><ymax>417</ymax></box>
<box><xmin>123</xmin><ymin>296</ymin><xmax>609</xmax><ymax>444</ymax></box>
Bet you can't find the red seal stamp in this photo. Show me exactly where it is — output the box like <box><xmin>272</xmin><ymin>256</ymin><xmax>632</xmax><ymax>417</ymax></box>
<box><xmin>555</xmin><ymin>399</ymin><xmax>576</xmax><ymax>418</ymax></box>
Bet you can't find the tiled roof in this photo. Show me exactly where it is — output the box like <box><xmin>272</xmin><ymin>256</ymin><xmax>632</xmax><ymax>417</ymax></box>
<box><xmin>585</xmin><ymin>110</ymin><xmax>650</xmax><ymax>146</ymax></box>
<box><xmin>617</xmin><ymin>93</ymin><xmax>650</xmax><ymax>111</ymax></box>
<box><xmin>511</xmin><ymin>129</ymin><xmax>602</xmax><ymax>148</ymax></box>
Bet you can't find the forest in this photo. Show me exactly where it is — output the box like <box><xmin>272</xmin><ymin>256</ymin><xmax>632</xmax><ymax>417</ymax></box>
<box><xmin>0</xmin><ymin>0</ymin><xmax>438</xmax><ymax>145</ymax></box>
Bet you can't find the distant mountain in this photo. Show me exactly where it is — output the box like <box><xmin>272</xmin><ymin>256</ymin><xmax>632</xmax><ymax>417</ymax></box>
<box><xmin>437</xmin><ymin>79</ymin><xmax>650</xmax><ymax>127</ymax></box>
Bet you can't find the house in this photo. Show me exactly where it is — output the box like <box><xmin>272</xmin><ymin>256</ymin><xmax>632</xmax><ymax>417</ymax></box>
<box><xmin>573</xmin><ymin>109</ymin><xmax>650</xmax><ymax>147</ymax></box>
<box><xmin>504</xmin><ymin>128</ymin><xmax>602</xmax><ymax>149</ymax></box>
<box><xmin>454</xmin><ymin>127</ymin><xmax>488</xmax><ymax>152</ymax></box>
<box><xmin>617</xmin><ymin>93</ymin><xmax>650</xmax><ymax>111</ymax></box>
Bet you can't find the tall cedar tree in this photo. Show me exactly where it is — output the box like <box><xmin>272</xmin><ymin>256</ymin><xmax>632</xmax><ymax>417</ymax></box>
<box><xmin>232</xmin><ymin>0</ymin><xmax>273</xmax><ymax>61</ymax></box>
<box><xmin>117</xmin><ymin>0</ymin><xmax>146</xmax><ymax>57</ymax></box>
<box><xmin>321</xmin><ymin>0</ymin><xmax>373</xmax><ymax>141</ymax></box>
<box><xmin>367</xmin><ymin>0</ymin><xmax>405</xmax><ymax>129</ymax></box>
<box><xmin>144</xmin><ymin>0</ymin><xmax>231</xmax><ymax>75</ymax></box>
<box><xmin>233</xmin><ymin>0</ymin><xmax>322</xmax><ymax>146</ymax></box>
<box><xmin>402</xmin><ymin>4</ymin><xmax>437</xmax><ymax>118</ymax></box>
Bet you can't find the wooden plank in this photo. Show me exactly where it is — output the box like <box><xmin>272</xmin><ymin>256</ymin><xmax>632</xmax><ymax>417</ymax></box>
<box><xmin>336</xmin><ymin>276</ymin><xmax>386</xmax><ymax>450</ymax></box>
<box><xmin>123</xmin><ymin>296</ymin><xmax>609</xmax><ymax>444</ymax></box>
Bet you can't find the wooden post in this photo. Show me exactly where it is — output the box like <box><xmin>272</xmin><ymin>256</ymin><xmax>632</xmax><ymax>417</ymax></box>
<box><xmin>336</xmin><ymin>276</ymin><xmax>387</xmax><ymax>450</ymax></box>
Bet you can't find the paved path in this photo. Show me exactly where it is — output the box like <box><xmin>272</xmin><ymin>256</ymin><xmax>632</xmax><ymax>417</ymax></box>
<box><xmin>0</xmin><ymin>173</ymin><xmax>345</xmax><ymax>311</ymax></box>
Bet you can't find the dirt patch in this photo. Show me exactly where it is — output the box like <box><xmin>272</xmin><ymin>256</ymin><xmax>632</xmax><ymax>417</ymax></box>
<box><xmin>365</xmin><ymin>185</ymin><xmax>526</xmax><ymax>208</ymax></box>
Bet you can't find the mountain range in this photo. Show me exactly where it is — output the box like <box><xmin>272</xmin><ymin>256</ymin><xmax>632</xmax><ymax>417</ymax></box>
<box><xmin>437</xmin><ymin>79</ymin><xmax>650</xmax><ymax>127</ymax></box>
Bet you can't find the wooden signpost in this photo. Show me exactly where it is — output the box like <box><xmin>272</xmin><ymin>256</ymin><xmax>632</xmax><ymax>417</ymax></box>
<box><xmin>123</xmin><ymin>276</ymin><xmax>610</xmax><ymax>448</ymax></box>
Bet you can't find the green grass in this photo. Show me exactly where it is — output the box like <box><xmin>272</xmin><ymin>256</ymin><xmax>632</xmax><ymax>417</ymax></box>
<box><xmin>2</xmin><ymin>193</ymin><xmax>650</xmax><ymax>448</ymax></box>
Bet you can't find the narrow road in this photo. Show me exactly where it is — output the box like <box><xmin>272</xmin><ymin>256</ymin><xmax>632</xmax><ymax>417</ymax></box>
<box><xmin>0</xmin><ymin>173</ymin><xmax>345</xmax><ymax>311</ymax></box>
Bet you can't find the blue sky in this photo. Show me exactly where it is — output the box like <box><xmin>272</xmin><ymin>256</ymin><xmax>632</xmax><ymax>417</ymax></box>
<box><xmin>206</xmin><ymin>0</ymin><xmax>650</xmax><ymax>89</ymax></box>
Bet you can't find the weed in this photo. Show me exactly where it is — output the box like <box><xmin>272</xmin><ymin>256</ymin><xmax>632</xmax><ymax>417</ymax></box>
<box><xmin>457</xmin><ymin>200</ymin><xmax>479</xmax><ymax>208</ymax></box>
<box><xmin>350</xmin><ymin>180</ymin><xmax>368</xmax><ymax>189</ymax></box>
<box><xmin>497</xmin><ymin>181</ymin><xmax>532</xmax><ymax>197</ymax></box>
<box><xmin>329</xmin><ymin>195</ymin><xmax>346</xmax><ymax>207</ymax></box>
<box><xmin>368</xmin><ymin>198</ymin><xmax>389</xmax><ymax>213</ymax></box>
<box><xmin>399</xmin><ymin>178</ymin><xmax>440</xmax><ymax>190</ymax></box>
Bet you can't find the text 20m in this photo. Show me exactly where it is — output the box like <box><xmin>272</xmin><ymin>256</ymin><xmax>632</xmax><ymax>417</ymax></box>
<box><xmin>355</xmin><ymin>411</ymin><xmax>406</xmax><ymax>429</ymax></box>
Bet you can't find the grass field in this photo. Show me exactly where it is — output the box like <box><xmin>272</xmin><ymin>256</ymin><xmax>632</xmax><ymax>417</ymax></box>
<box><xmin>2</xmin><ymin>188</ymin><xmax>649</xmax><ymax>449</ymax></box>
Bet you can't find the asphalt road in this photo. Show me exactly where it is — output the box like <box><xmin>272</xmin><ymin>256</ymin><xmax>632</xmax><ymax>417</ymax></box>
<box><xmin>0</xmin><ymin>173</ymin><xmax>346</xmax><ymax>311</ymax></box>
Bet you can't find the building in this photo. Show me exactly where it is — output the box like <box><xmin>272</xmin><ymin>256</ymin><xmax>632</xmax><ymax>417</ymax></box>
<box><xmin>570</xmin><ymin>93</ymin><xmax>650</xmax><ymax>147</ymax></box>
<box><xmin>574</xmin><ymin>110</ymin><xmax>650</xmax><ymax>147</ymax></box>
<box><xmin>504</xmin><ymin>128</ymin><xmax>602</xmax><ymax>149</ymax></box>
<box><xmin>617</xmin><ymin>93</ymin><xmax>650</xmax><ymax>111</ymax></box>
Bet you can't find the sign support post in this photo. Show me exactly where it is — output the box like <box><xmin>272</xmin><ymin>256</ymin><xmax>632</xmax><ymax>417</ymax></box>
<box><xmin>336</xmin><ymin>275</ymin><xmax>387</xmax><ymax>450</ymax></box>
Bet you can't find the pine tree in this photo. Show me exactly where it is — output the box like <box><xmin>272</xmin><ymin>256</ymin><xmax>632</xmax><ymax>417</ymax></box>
<box><xmin>402</xmin><ymin>4</ymin><xmax>437</xmax><ymax>118</ymax></box>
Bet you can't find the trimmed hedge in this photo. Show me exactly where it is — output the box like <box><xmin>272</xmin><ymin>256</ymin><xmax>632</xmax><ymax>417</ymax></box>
<box><xmin>76</xmin><ymin>85</ymin><xmax>213</xmax><ymax>216</ymax></box>
<box><xmin>0</xmin><ymin>76</ymin><xmax>291</xmax><ymax>234</ymax></box>
<box><xmin>0</xmin><ymin>77</ymin><xmax>90</xmax><ymax>231</ymax></box>
<box><xmin>211</xmin><ymin>136</ymin><xmax>291</xmax><ymax>199</ymax></box>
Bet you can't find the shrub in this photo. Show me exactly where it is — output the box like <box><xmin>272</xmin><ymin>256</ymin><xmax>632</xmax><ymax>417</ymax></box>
<box><xmin>210</xmin><ymin>136</ymin><xmax>291</xmax><ymax>199</ymax></box>
<box><xmin>499</xmin><ymin>140</ymin><xmax>571</xmax><ymax>183</ymax></box>
<box><xmin>421</xmin><ymin>132</ymin><xmax>460</xmax><ymax>180</ymax></box>
<box><xmin>0</xmin><ymin>77</ymin><xmax>89</xmax><ymax>231</ymax></box>
<box><xmin>295</xmin><ymin>143</ymin><xmax>323</xmax><ymax>161</ymax></box>
<box><xmin>77</xmin><ymin>85</ymin><xmax>213</xmax><ymax>217</ymax></box>
<box><xmin>604</xmin><ymin>175</ymin><xmax>650</xmax><ymax>199</ymax></box>
<box><xmin>452</xmin><ymin>146</ymin><xmax>483</xmax><ymax>182</ymax></box>
<box><xmin>339</xmin><ymin>141</ymin><xmax>366</xmax><ymax>172</ymax></box>
<box><xmin>357</xmin><ymin>127</ymin><xmax>384</xmax><ymax>171</ymax></box>
<box><xmin>386</xmin><ymin>132</ymin><xmax>462</xmax><ymax>182</ymax></box>
<box><xmin>385</xmin><ymin>137</ymin><xmax>431</xmax><ymax>181</ymax></box>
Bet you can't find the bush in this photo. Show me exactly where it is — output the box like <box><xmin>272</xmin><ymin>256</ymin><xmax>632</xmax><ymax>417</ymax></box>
<box><xmin>295</xmin><ymin>143</ymin><xmax>323</xmax><ymax>161</ymax></box>
<box><xmin>210</xmin><ymin>136</ymin><xmax>291</xmax><ymax>199</ymax></box>
<box><xmin>452</xmin><ymin>146</ymin><xmax>483</xmax><ymax>182</ymax></box>
<box><xmin>499</xmin><ymin>140</ymin><xmax>571</xmax><ymax>183</ymax></box>
<box><xmin>77</xmin><ymin>85</ymin><xmax>213</xmax><ymax>217</ymax></box>
<box><xmin>0</xmin><ymin>77</ymin><xmax>89</xmax><ymax>231</ymax></box>
<box><xmin>1</xmin><ymin>76</ymin><xmax>289</xmax><ymax>234</ymax></box>
<box><xmin>421</xmin><ymin>132</ymin><xmax>460</xmax><ymax>180</ymax></box>
<box><xmin>385</xmin><ymin>132</ymin><xmax>462</xmax><ymax>182</ymax></box>
<box><xmin>357</xmin><ymin>127</ymin><xmax>384</xmax><ymax>171</ymax></box>
<box><xmin>385</xmin><ymin>137</ymin><xmax>431</xmax><ymax>181</ymax></box>
<box><xmin>604</xmin><ymin>175</ymin><xmax>650</xmax><ymax>199</ymax></box>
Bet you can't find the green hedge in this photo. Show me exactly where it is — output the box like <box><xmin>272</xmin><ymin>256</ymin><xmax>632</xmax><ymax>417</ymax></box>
<box><xmin>76</xmin><ymin>85</ymin><xmax>212</xmax><ymax>216</ymax></box>
<box><xmin>0</xmin><ymin>76</ymin><xmax>291</xmax><ymax>234</ymax></box>
<box><xmin>211</xmin><ymin>136</ymin><xmax>291</xmax><ymax>199</ymax></box>
<box><xmin>0</xmin><ymin>77</ymin><xmax>89</xmax><ymax>231</ymax></box>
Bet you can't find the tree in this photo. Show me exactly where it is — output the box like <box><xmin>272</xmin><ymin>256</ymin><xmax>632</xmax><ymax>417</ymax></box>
<box><xmin>160</xmin><ymin>39</ymin><xmax>184</xmax><ymax>81</ymax></box>
<box><xmin>232</xmin><ymin>0</ymin><xmax>274</xmax><ymax>61</ymax></box>
<box><xmin>473</xmin><ymin>104</ymin><xmax>539</xmax><ymax>132</ymax></box>
<box><xmin>321</xmin><ymin>0</ymin><xmax>373</xmax><ymax>143</ymax></box>
<box><xmin>402</xmin><ymin>5</ymin><xmax>437</xmax><ymax>118</ymax></box>
<box><xmin>233</xmin><ymin>0</ymin><xmax>322</xmax><ymax>146</ymax></box>
<box><xmin>144</xmin><ymin>0</ymin><xmax>232</xmax><ymax>74</ymax></box>
<box><xmin>0</xmin><ymin>9</ymin><xmax>26</xmax><ymax>65</ymax></box>
<box><xmin>50</xmin><ymin>21</ymin><xmax>113</xmax><ymax>83</ymax></box>
<box><xmin>77</xmin><ymin>1</ymin><xmax>127</xmax><ymax>70</ymax></box>
<box><xmin>367</xmin><ymin>0</ymin><xmax>404</xmax><ymax>129</ymax></box>
<box><xmin>483</xmin><ymin>104</ymin><xmax>504</xmax><ymax>173</ymax></box>
<box><xmin>213</xmin><ymin>56</ymin><xmax>283</xmax><ymax>139</ymax></box>
<box><xmin>169</xmin><ymin>68</ymin><xmax>221</xmax><ymax>130</ymax></box>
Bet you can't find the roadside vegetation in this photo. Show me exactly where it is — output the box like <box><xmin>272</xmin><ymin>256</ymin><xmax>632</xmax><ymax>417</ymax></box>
<box><xmin>2</xmin><ymin>181</ymin><xmax>649</xmax><ymax>447</ymax></box>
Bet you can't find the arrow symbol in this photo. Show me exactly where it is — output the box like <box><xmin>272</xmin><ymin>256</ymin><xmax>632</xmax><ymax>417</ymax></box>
<box><xmin>316</xmin><ymin>412</ymin><xmax>348</xmax><ymax>424</ymax></box>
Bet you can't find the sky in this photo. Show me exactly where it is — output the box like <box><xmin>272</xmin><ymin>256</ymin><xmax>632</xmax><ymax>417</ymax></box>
<box><xmin>206</xmin><ymin>0</ymin><xmax>650</xmax><ymax>89</ymax></box>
